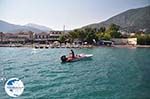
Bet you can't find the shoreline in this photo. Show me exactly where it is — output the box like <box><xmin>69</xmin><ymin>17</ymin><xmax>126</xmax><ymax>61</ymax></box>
<box><xmin>0</xmin><ymin>44</ymin><xmax>150</xmax><ymax>48</ymax></box>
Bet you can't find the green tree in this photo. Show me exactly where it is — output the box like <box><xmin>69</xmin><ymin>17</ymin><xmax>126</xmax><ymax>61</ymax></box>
<box><xmin>102</xmin><ymin>33</ymin><xmax>111</xmax><ymax>40</ymax></box>
<box><xmin>98</xmin><ymin>27</ymin><xmax>106</xmax><ymax>33</ymax></box>
<box><xmin>110</xmin><ymin>31</ymin><xmax>121</xmax><ymax>38</ymax></box>
<box><xmin>59</xmin><ymin>35</ymin><xmax>66</xmax><ymax>43</ymax></box>
<box><xmin>136</xmin><ymin>34</ymin><xmax>150</xmax><ymax>45</ymax></box>
<box><xmin>68</xmin><ymin>31</ymin><xmax>78</xmax><ymax>43</ymax></box>
<box><xmin>96</xmin><ymin>32</ymin><xmax>104</xmax><ymax>40</ymax></box>
<box><xmin>96</xmin><ymin>27</ymin><xmax>106</xmax><ymax>40</ymax></box>
<box><xmin>77</xmin><ymin>30</ymin><xmax>86</xmax><ymax>42</ymax></box>
<box><xmin>85</xmin><ymin>32</ymin><xmax>97</xmax><ymax>44</ymax></box>
<box><xmin>84</xmin><ymin>27</ymin><xmax>95</xmax><ymax>34</ymax></box>
<box><xmin>108</xmin><ymin>24</ymin><xmax>121</xmax><ymax>38</ymax></box>
<box><xmin>109</xmin><ymin>23</ymin><xmax>120</xmax><ymax>31</ymax></box>
<box><xmin>84</xmin><ymin>27</ymin><xmax>98</xmax><ymax>44</ymax></box>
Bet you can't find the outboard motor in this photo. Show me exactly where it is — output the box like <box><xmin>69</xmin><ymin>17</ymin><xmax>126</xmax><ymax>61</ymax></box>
<box><xmin>61</xmin><ymin>55</ymin><xmax>67</xmax><ymax>62</ymax></box>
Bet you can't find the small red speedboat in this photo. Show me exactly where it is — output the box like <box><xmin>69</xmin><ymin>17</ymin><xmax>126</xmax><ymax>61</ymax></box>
<box><xmin>61</xmin><ymin>54</ymin><xmax>93</xmax><ymax>62</ymax></box>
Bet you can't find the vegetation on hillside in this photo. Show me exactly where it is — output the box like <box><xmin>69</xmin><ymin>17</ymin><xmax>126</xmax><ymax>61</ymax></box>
<box><xmin>135</xmin><ymin>34</ymin><xmax>150</xmax><ymax>45</ymax></box>
<box><xmin>59</xmin><ymin>23</ymin><xmax>150</xmax><ymax>45</ymax></box>
<box><xmin>59</xmin><ymin>24</ymin><xmax>121</xmax><ymax>44</ymax></box>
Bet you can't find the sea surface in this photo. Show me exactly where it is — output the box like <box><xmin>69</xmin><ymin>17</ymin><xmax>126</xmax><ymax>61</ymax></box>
<box><xmin>0</xmin><ymin>47</ymin><xmax>150</xmax><ymax>99</ymax></box>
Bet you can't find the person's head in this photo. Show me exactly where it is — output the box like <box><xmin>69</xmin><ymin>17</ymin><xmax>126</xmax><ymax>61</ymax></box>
<box><xmin>61</xmin><ymin>55</ymin><xmax>67</xmax><ymax>62</ymax></box>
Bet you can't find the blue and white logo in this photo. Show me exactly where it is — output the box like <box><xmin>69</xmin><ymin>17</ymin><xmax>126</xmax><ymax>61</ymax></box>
<box><xmin>4</xmin><ymin>78</ymin><xmax>24</xmax><ymax>97</ymax></box>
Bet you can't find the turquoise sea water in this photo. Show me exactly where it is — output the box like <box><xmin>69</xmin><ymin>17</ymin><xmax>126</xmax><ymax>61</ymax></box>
<box><xmin>0</xmin><ymin>47</ymin><xmax>150</xmax><ymax>99</ymax></box>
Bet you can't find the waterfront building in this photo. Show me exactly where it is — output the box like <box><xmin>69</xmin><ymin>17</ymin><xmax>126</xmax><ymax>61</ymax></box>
<box><xmin>0</xmin><ymin>31</ymin><xmax>63</xmax><ymax>44</ymax></box>
<box><xmin>112</xmin><ymin>38</ymin><xmax>137</xmax><ymax>45</ymax></box>
<box><xmin>1</xmin><ymin>32</ymin><xmax>32</xmax><ymax>44</ymax></box>
<box><xmin>0</xmin><ymin>32</ymin><xmax>5</xmax><ymax>43</ymax></box>
<box><xmin>34</xmin><ymin>31</ymin><xmax>62</xmax><ymax>44</ymax></box>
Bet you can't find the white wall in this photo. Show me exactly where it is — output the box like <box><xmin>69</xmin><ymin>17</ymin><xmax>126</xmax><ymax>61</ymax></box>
<box><xmin>112</xmin><ymin>38</ymin><xmax>137</xmax><ymax>45</ymax></box>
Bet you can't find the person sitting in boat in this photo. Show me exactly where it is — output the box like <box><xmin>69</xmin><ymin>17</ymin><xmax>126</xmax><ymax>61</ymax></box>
<box><xmin>70</xmin><ymin>49</ymin><xmax>81</xmax><ymax>58</ymax></box>
<box><xmin>67</xmin><ymin>50</ymin><xmax>75</xmax><ymax>61</ymax></box>
<box><xmin>61</xmin><ymin>50</ymin><xmax>76</xmax><ymax>62</ymax></box>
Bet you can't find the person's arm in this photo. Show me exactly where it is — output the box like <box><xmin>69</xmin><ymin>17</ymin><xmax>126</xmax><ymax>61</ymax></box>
<box><xmin>71</xmin><ymin>50</ymin><xmax>75</xmax><ymax>58</ymax></box>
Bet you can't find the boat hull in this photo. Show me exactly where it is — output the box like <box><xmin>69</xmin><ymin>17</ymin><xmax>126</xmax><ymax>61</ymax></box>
<box><xmin>65</xmin><ymin>54</ymin><xmax>93</xmax><ymax>62</ymax></box>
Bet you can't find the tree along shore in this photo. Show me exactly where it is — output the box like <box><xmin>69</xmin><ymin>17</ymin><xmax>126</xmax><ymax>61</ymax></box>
<box><xmin>59</xmin><ymin>24</ymin><xmax>150</xmax><ymax>45</ymax></box>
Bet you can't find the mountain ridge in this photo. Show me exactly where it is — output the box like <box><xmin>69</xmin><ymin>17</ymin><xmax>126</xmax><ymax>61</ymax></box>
<box><xmin>0</xmin><ymin>6</ymin><xmax>150</xmax><ymax>33</ymax></box>
<box><xmin>25</xmin><ymin>23</ymin><xmax>52</xmax><ymax>32</ymax></box>
<box><xmin>83</xmin><ymin>5</ymin><xmax>150</xmax><ymax>33</ymax></box>
<box><xmin>0</xmin><ymin>20</ymin><xmax>52</xmax><ymax>33</ymax></box>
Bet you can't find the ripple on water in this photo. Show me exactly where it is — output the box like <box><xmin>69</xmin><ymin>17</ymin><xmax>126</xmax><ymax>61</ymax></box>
<box><xmin>0</xmin><ymin>48</ymin><xmax>150</xmax><ymax>99</ymax></box>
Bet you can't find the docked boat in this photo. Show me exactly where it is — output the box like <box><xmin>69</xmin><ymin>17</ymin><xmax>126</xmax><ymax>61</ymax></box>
<box><xmin>61</xmin><ymin>54</ymin><xmax>93</xmax><ymax>62</ymax></box>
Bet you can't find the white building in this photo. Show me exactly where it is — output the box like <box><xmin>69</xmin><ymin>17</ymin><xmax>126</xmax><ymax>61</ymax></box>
<box><xmin>112</xmin><ymin>38</ymin><xmax>137</xmax><ymax>45</ymax></box>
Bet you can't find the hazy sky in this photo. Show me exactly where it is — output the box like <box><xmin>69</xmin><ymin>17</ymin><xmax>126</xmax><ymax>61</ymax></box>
<box><xmin>0</xmin><ymin>0</ymin><xmax>149</xmax><ymax>30</ymax></box>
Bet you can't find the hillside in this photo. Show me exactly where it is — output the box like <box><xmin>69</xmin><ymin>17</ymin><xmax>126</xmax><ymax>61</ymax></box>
<box><xmin>25</xmin><ymin>23</ymin><xmax>52</xmax><ymax>32</ymax></box>
<box><xmin>83</xmin><ymin>6</ymin><xmax>150</xmax><ymax>33</ymax></box>
<box><xmin>0</xmin><ymin>20</ymin><xmax>51</xmax><ymax>33</ymax></box>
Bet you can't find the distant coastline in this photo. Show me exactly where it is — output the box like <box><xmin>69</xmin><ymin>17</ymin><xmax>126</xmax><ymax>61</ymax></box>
<box><xmin>0</xmin><ymin>44</ymin><xmax>150</xmax><ymax>49</ymax></box>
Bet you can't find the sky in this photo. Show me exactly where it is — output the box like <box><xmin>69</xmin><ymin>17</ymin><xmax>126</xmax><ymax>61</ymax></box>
<box><xmin>0</xmin><ymin>0</ymin><xmax>149</xmax><ymax>30</ymax></box>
